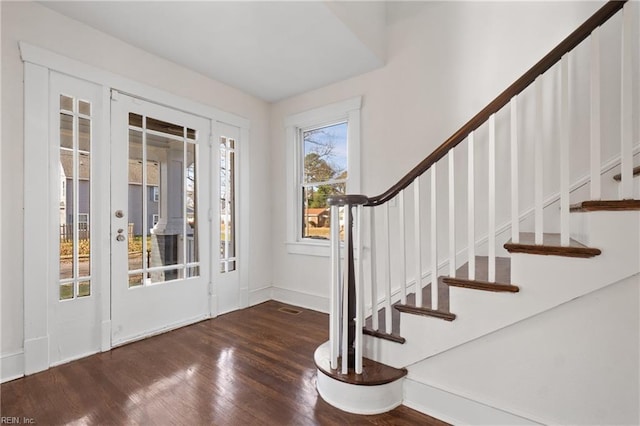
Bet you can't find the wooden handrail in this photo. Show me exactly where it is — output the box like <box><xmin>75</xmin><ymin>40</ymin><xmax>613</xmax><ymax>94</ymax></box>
<box><xmin>366</xmin><ymin>0</ymin><xmax>627</xmax><ymax>207</ymax></box>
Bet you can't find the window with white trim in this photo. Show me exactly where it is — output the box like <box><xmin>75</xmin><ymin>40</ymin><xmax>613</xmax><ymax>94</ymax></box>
<box><xmin>285</xmin><ymin>97</ymin><xmax>361</xmax><ymax>256</ymax></box>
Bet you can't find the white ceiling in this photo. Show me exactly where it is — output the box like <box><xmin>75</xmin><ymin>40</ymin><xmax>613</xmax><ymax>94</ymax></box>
<box><xmin>41</xmin><ymin>1</ymin><xmax>387</xmax><ymax>102</ymax></box>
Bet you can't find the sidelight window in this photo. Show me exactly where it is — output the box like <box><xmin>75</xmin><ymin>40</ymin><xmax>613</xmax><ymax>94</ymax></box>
<box><xmin>220</xmin><ymin>136</ymin><xmax>236</xmax><ymax>273</ymax></box>
<box><xmin>58</xmin><ymin>95</ymin><xmax>92</xmax><ymax>300</ymax></box>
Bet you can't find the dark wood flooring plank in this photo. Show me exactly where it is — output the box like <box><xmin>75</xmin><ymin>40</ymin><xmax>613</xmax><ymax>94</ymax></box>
<box><xmin>1</xmin><ymin>301</ymin><xmax>447</xmax><ymax>425</ymax></box>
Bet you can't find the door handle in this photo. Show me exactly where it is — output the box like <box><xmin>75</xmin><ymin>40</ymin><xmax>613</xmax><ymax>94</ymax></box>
<box><xmin>115</xmin><ymin>210</ymin><xmax>124</xmax><ymax>218</ymax></box>
<box><xmin>116</xmin><ymin>234</ymin><xmax>126</xmax><ymax>242</ymax></box>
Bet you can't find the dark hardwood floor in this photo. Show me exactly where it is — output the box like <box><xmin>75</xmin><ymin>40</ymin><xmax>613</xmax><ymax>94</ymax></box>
<box><xmin>1</xmin><ymin>301</ymin><xmax>447</xmax><ymax>425</ymax></box>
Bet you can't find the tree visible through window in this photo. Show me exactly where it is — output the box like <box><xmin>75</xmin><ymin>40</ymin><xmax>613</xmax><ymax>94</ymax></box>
<box><xmin>301</xmin><ymin>122</ymin><xmax>347</xmax><ymax>240</ymax></box>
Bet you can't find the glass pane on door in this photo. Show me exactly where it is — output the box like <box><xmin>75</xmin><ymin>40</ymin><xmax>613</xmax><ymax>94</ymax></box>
<box><xmin>127</xmin><ymin>113</ymin><xmax>200</xmax><ymax>286</ymax></box>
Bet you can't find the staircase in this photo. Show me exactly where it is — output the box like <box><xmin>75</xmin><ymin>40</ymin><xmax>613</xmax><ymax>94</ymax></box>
<box><xmin>314</xmin><ymin>1</ymin><xmax>639</xmax><ymax>423</ymax></box>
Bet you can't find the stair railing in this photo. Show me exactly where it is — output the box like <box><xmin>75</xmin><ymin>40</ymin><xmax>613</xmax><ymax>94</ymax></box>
<box><xmin>327</xmin><ymin>0</ymin><xmax>634</xmax><ymax>375</ymax></box>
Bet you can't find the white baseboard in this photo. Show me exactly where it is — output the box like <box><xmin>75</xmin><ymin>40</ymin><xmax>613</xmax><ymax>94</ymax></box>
<box><xmin>1</xmin><ymin>351</ymin><xmax>25</xmax><ymax>383</ymax></box>
<box><xmin>24</xmin><ymin>336</ymin><xmax>48</xmax><ymax>375</ymax></box>
<box><xmin>249</xmin><ymin>285</ymin><xmax>272</xmax><ymax>307</ymax></box>
<box><xmin>101</xmin><ymin>320</ymin><xmax>111</xmax><ymax>352</ymax></box>
<box><xmin>271</xmin><ymin>286</ymin><xmax>329</xmax><ymax>313</ymax></box>
<box><xmin>403</xmin><ymin>378</ymin><xmax>541</xmax><ymax>425</ymax></box>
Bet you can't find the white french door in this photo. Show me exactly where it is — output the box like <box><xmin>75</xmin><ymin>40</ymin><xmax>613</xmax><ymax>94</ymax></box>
<box><xmin>49</xmin><ymin>72</ymin><xmax>108</xmax><ymax>365</ymax></box>
<box><xmin>215</xmin><ymin>122</ymin><xmax>241</xmax><ymax>314</ymax></box>
<box><xmin>110</xmin><ymin>93</ymin><xmax>212</xmax><ymax>346</ymax></box>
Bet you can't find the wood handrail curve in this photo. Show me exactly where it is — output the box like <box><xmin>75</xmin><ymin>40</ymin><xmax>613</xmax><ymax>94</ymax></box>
<box><xmin>365</xmin><ymin>0</ymin><xmax>626</xmax><ymax>207</ymax></box>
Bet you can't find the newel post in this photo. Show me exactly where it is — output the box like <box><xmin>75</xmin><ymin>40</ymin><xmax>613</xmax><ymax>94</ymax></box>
<box><xmin>327</xmin><ymin>194</ymin><xmax>368</xmax><ymax>372</ymax></box>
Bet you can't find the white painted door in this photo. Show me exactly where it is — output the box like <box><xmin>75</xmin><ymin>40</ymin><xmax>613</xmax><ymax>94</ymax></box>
<box><xmin>215</xmin><ymin>122</ymin><xmax>241</xmax><ymax>315</ymax></box>
<box><xmin>49</xmin><ymin>72</ymin><xmax>108</xmax><ymax>365</ymax></box>
<box><xmin>110</xmin><ymin>93</ymin><xmax>212</xmax><ymax>346</ymax></box>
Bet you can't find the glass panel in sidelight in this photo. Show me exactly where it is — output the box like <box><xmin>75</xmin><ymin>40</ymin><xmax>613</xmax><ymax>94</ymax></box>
<box><xmin>60</xmin><ymin>113</ymin><xmax>73</xmax><ymax>149</ymax></box>
<box><xmin>60</xmin><ymin>282</ymin><xmax>74</xmax><ymax>300</ymax></box>
<box><xmin>78</xmin><ymin>152</ymin><xmax>91</xmax><ymax>279</ymax></box>
<box><xmin>60</xmin><ymin>95</ymin><xmax>73</xmax><ymax>112</ymax></box>
<box><xmin>219</xmin><ymin>137</ymin><xmax>236</xmax><ymax>272</ymax></box>
<box><xmin>78</xmin><ymin>117</ymin><xmax>91</xmax><ymax>152</ymax></box>
<box><xmin>59</xmin><ymin>149</ymin><xmax>74</xmax><ymax>280</ymax></box>
<box><xmin>228</xmin><ymin>150</ymin><xmax>236</xmax><ymax>261</ymax></box>
<box><xmin>78</xmin><ymin>100</ymin><xmax>91</xmax><ymax>116</ymax></box>
<box><xmin>78</xmin><ymin>281</ymin><xmax>91</xmax><ymax>297</ymax></box>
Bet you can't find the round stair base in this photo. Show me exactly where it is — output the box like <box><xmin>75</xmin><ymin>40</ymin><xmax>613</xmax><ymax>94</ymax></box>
<box><xmin>315</xmin><ymin>342</ymin><xmax>404</xmax><ymax>414</ymax></box>
<box><xmin>315</xmin><ymin>368</ymin><xmax>404</xmax><ymax>415</ymax></box>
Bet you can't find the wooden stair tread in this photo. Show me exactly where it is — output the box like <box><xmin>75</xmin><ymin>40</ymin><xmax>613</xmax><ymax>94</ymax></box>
<box><xmin>315</xmin><ymin>344</ymin><xmax>407</xmax><ymax>386</ymax></box>
<box><xmin>365</xmin><ymin>306</ymin><xmax>401</xmax><ymax>336</ymax></box>
<box><xmin>442</xmin><ymin>256</ymin><xmax>518</xmax><ymax>292</ymax></box>
<box><xmin>363</xmin><ymin>327</ymin><xmax>406</xmax><ymax>344</ymax></box>
<box><xmin>394</xmin><ymin>304</ymin><xmax>456</xmax><ymax>321</ymax></box>
<box><xmin>407</xmin><ymin>278</ymin><xmax>451</xmax><ymax>312</ymax></box>
<box><xmin>504</xmin><ymin>232</ymin><xmax>601</xmax><ymax>258</ymax></box>
<box><xmin>613</xmin><ymin>166</ymin><xmax>640</xmax><ymax>181</ymax></box>
<box><xmin>570</xmin><ymin>200</ymin><xmax>640</xmax><ymax>212</ymax></box>
<box><xmin>365</xmin><ymin>278</ymin><xmax>451</xmax><ymax>336</ymax></box>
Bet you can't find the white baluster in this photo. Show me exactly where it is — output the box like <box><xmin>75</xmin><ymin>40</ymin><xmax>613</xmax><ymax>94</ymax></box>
<box><xmin>560</xmin><ymin>54</ymin><xmax>571</xmax><ymax>246</ymax></box>
<box><xmin>341</xmin><ymin>205</ymin><xmax>350</xmax><ymax>375</ymax></box>
<box><xmin>414</xmin><ymin>179</ymin><xmax>423</xmax><ymax>307</ymax></box>
<box><xmin>383</xmin><ymin>203</ymin><xmax>392</xmax><ymax>335</ymax></box>
<box><xmin>488</xmin><ymin>115</ymin><xmax>496</xmax><ymax>282</ymax></box>
<box><xmin>430</xmin><ymin>165</ymin><xmax>439</xmax><ymax>309</ymax></box>
<box><xmin>398</xmin><ymin>192</ymin><xmax>407</xmax><ymax>305</ymax></box>
<box><xmin>330</xmin><ymin>205</ymin><xmax>340</xmax><ymax>369</ymax></box>
<box><xmin>369</xmin><ymin>208</ymin><xmax>379</xmax><ymax>330</ymax></box>
<box><xmin>535</xmin><ymin>76</ymin><xmax>544</xmax><ymax>245</ymax></box>
<box><xmin>355</xmin><ymin>205</ymin><xmax>363</xmax><ymax>374</ymax></box>
<box><xmin>510</xmin><ymin>97</ymin><xmax>520</xmax><ymax>244</ymax></box>
<box><xmin>590</xmin><ymin>29</ymin><xmax>602</xmax><ymax>201</ymax></box>
<box><xmin>448</xmin><ymin>149</ymin><xmax>456</xmax><ymax>278</ymax></box>
<box><xmin>468</xmin><ymin>133</ymin><xmax>476</xmax><ymax>280</ymax></box>
<box><xmin>620</xmin><ymin>3</ymin><xmax>633</xmax><ymax>199</ymax></box>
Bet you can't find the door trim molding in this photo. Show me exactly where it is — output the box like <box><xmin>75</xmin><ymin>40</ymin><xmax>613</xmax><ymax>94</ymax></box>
<box><xmin>23</xmin><ymin>62</ymin><xmax>51</xmax><ymax>375</ymax></box>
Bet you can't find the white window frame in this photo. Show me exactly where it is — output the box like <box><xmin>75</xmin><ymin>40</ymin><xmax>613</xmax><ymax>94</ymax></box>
<box><xmin>285</xmin><ymin>96</ymin><xmax>361</xmax><ymax>257</ymax></box>
<box><xmin>152</xmin><ymin>186</ymin><xmax>159</xmax><ymax>202</ymax></box>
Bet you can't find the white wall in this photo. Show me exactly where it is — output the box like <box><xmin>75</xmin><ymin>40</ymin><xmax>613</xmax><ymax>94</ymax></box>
<box><xmin>269</xmin><ymin>1</ymin><xmax>607</xmax><ymax>310</ymax></box>
<box><xmin>407</xmin><ymin>273</ymin><xmax>640</xmax><ymax>425</ymax></box>
<box><xmin>1</xmin><ymin>1</ymin><xmax>272</xmax><ymax>359</ymax></box>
